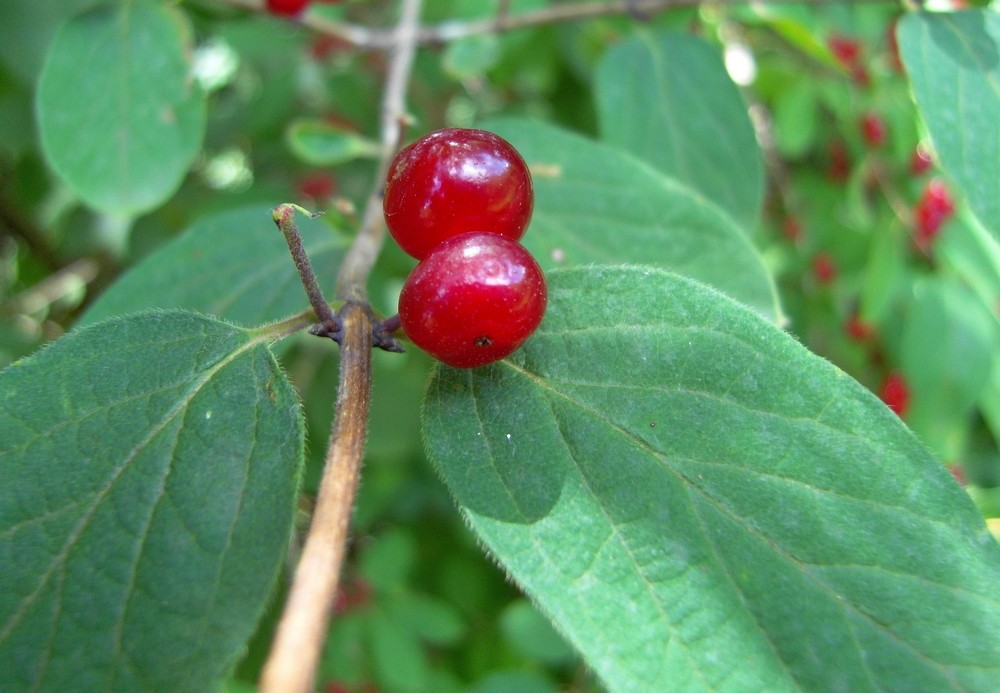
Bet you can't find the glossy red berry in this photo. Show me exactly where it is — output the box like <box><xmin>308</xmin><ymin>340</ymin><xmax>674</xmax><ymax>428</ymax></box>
<box><xmin>266</xmin><ymin>0</ymin><xmax>311</xmax><ymax>16</ymax></box>
<box><xmin>384</xmin><ymin>129</ymin><xmax>533</xmax><ymax>260</ymax></box>
<box><xmin>399</xmin><ymin>233</ymin><xmax>547</xmax><ymax>368</ymax></box>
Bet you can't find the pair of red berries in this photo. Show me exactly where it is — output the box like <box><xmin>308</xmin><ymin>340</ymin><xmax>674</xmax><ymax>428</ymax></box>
<box><xmin>383</xmin><ymin>129</ymin><xmax>547</xmax><ymax>368</ymax></box>
<box><xmin>265</xmin><ymin>0</ymin><xmax>339</xmax><ymax>18</ymax></box>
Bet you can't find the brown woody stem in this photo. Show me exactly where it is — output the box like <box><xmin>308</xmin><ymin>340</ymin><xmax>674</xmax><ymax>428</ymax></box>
<box><xmin>259</xmin><ymin>1</ymin><xmax>424</xmax><ymax>691</ymax></box>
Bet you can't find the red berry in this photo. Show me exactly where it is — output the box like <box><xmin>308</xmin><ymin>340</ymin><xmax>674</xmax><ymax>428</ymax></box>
<box><xmin>266</xmin><ymin>0</ymin><xmax>311</xmax><ymax>16</ymax></box>
<box><xmin>880</xmin><ymin>371</ymin><xmax>910</xmax><ymax>417</ymax></box>
<box><xmin>859</xmin><ymin>112</ymin><xmax>886</xmax><ymax>149</ymax></box>
<box><xmin>850</xmin><ymin>64</ymin><xmax>871</xmax><ymax>88</ymax></box>
<box><xmin>948</xmin><ymin>464</ymin><xmax>966</xmax><ymax>486</ymax></box>
<box><xmin>812</xmin><ymin>253</ymin><xmax>837</xmax><ymax>284</ymax></box>
<box><xmin>782</xmin><ymin>216</ymin><xmax>803</xmax><ymax>244</ymax></box>
<box><xmin>909</xmin><ymin>144</ymin><xmax>933</xmax><ymax>175</ymax></box>
<box><xmin>845</xmin><ymin>314</ymin><xmax>874</xmax><ymax>341</ymax></box>
<box><xmin>886</xmin><ymin>18</ymin><xmax>905</xmax><ymax>73</ymax></box>
<box><xmin>827</xmin><ymin>141</ymin><xmax>851</xmax><ymax>183</ymax></box>
<box><xmin>398</xmin><ymin>233</ymin><xmax>547</xmax><ymax>368</ymax></box>
<box><xmin>384</xmin><ymin>129</ymin><xmax>533</xmax><ymax>260</ymax></box>
<box><xmin>914</xmin><ymin>179</ymin><xmax>955</xmax><ymax>250</ymax></box>
<box><xmin>297</xmin><ymin>171</ymin><xmax>336</xmax><ymax>201</ymax></box>
<box><xmin>828</xmin><ymin>34</ymin><xmax>861</xmax><ymax>68</ymax></box>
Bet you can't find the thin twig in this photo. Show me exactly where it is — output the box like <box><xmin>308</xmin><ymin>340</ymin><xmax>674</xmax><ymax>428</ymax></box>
<box><xmin>334</xmin><ymin>1</ymin><xmax>422</xmax><ymax>302</ymax></box>
<box><xmin>259</xmin><ymin>1</ymin><xmax>424</xmax><ymax>691</ymax></box>
<box><xmin>272</xmin><ymin>204</ymin><xmax>340</xmax><ymax>332</ymax></box>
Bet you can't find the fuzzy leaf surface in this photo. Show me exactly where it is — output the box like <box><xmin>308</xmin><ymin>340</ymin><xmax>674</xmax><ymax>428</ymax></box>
<box><xmin>424</xmin><ymin>266</ymin><xmax>1000</xmax><ymax>692</ymax></box>
<box><xmin>595</xmin><ymin>30</ymin><xmax>764</xmax><ymax>230</ymax></box>
<box><xmin>36</xmin><ymin>0</ymin><xmax>205</xmax><ymax>216</ymax></box>
<box><xmin>899</xmin><ymin>10</ymin><xmax>1000</xmax><ymax>239</ymax></box>
<box><xmin>0</xmin><ymin>312</ymin><xmax>303</xmax><ymax>692</ymax></box>
<box><xmin>81</xmin><ymin>206</ymin><xmax>347</xmax><ymax>326</ymax></box>
<box><xmin>487</xmin><ymin>119</ymin><xmax>781</xmax><ymax>323</ymax></box>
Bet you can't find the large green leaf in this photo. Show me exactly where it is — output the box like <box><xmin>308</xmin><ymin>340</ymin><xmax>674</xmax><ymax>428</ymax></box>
<box><xmin>0</xmin><ymin>311</ymin><xmax>303</xmax><ymax>692</ymax></box>
<box><xmin>81</xmin><ymin>205</ymin><xmax>348</xmax><ymax>326</ymax></box>
<box><xmin>898</xmin><ymin>11</ymin><xmax>1000</xmax><ymax>240</ymax></box>
<box><xmin>424</xmin><ymin>266</ymin><xmax>1000</xmax><ymax>692</ymax></box>
<box><xmin>486</xmin><ymin>119</ymin><xmax>781</xmax><ymax>323</ymax></box>
<box><xmin>36</xmin><ymin>1</ymin><xmax>206</xmax><ymax>216</ymax></box>
<box><xmin>595</xmin><ymin>30</ymin><xmax>764</xmax><ymax>231</ymax></box>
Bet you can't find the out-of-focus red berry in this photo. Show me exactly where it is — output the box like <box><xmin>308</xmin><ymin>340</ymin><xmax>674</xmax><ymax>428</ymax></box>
<box><xmin>845</xmin><ymin>314</ymin><xmax>874</xmax><ymax>342</ymax></box>
<box><xmin>880</xmin><ymin>371</ymin><xmax>910</xmax><ymax>417</ymax></box>
<box><xmin>914</xmin><ymin>179</ymin><xmax>955</xmax><ymax>251</ymax></box>
<box><xmin>948</xmin><ymin>464</ymin><xmax>967</xmax><ymax>486</ymax></box>
<box><xmin>310</xmin><ymin>34</ymin><xmax>352</xmax><ymax>60</ymax></box>
<box><xmin>332</xmin><ymin>579</ymin><xmax>373</xmax><ymax>614</ymax></box>
<box><xmin>266</xmin><ymin>0</ymin><xmax>311</xmax><ymax>17</ymax></box>
<box><xmin>782</xmin><ymin>216</ymin><xmax>803</xmax><ymax>244</ymax></box>
<box><xmin>859</xmin><ymin>112</ymin><xmax>887</xmax><ymax>149</ymax></box>
<box><xmin>828</xmin><ymin>34</ymin><xmax>861</xmax><ymax>68</ymax></box>
<box><xmin>812</xmin><ymin>253</ymin><xmax>837</xmax><ymax>285</ymax></box>
<box><xmin>910</xmin><ymin>145</ymin><xmax>933</xmax><ymax>175</ymax></box>
<box><xmin>850</xmin><ymin>64</ymin><xmax>871</xmax><ymax>88</ymax></box>
<box><xmin>297</xmin><ymin>171</ymin><xmax>337</xmax><ymax>201</ymax></box>
<box><xmin>827</xmin><ymin>141</ymin><xmax>851</xmax><ymax>183</ymax></box>
<box><xmin>886</xmin><ymin>18</ymin><xmax>905</xmax><ymax>73</ymax></box>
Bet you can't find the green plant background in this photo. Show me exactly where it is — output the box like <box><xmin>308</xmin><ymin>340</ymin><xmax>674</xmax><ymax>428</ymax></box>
<box><xmin>2</xmin><ymin>1</ymin><xmax>999</xmax><ymax>692</ymax></box>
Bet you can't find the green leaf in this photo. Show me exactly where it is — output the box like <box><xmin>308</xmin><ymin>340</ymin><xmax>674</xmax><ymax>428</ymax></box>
<box><xmin>442</xmin><ymin>35</ymin><xmax>502</xmax><ymax>80</ymax></box>
<box><xmin>424</xmin><ymin>266</ymin><xmax>1000</xmax><ymax>692</ymax></box>
<box><xmin>595</xmin><ymin>29</ymin><xmax>764</xmax><ymax>230</ymax></box>
<box><xmin>286</xmin><ymin>120</ymin><xmax>380</xmax><ymax>166</ymax></box>
<box><xmin>486</xmin><ymin>119</ymin><xmax>781</xmax><ymax>323</ymax></box>
<box><xmin>0</xmin><ymin>0</ymin><xmax>105</xmax><ymax>84</ymax></box>
<box><xmin>499</xmin><ymin>600</ymin><xmax>575</xmax><ymax>666</ymax></box>
<box><xmin>81</xmin><ymin>205</ymin><xmax>348</xmax><ymax>326</ymax></box>
<box><xmin>898</xmin><ymin>11</ymin><xmax>1000</xmax><ymax>239</ymax></box>
<box><xmin>36</xmin><ymin>1</ymin><xmax>206</xmax><ymax>216</ymax></box>
<box><xmin>0</xmin><ymin>311</ymin><xmax>303</xmax><ymax>692</ymax></box>
<box><xmin>901</xmin><ymin>277</ymin><xmax>998</xmax><ymax>460</ymax></box>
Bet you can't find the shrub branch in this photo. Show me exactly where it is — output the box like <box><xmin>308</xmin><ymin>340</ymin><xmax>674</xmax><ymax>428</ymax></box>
<box><xmin>259</xmin><ymin>1</ymin><xmax>423</xmax><ymax>691</ymax></box>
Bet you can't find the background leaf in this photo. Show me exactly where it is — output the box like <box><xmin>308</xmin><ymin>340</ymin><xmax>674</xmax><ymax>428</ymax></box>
<box><xmin>0</xmin><ymin>311</ymin><xmax>303</xmax><ymax>692</ymax></box>
<box><xmin>81</xmin><ymin>205</ymin><xmax>348</xmax><ymax>326</ymax></box>
<box><xmin>487</xmin><ymin>119</ymin><xmax>782</xmax><ymax>322</ymax></box>
<box><xmin>424</xmin><ymin>266</ymin><xmax>1000</xmax><ymax>692</ymax></box>
<box><xmin>901</xmin><ymin>276</ymin><xmax>998</xmax><ymax>460</ymax></box>
<box><xmin>36</xmin><ymin>0</ymin><xmax>206</xmax><ymax>216</ymax></box>
<box><xmin>595</xmin><ymin>29</ymin><xmax>764</xmax><ymax>231</ymax></box>
<box><xmin>898</xmin><ymin>10</ymin><xmax>1000</xmax><ymax>239</ymax></box>
<box><xmin>286</xmin><ymin>120</ymin><xmax>380</xmax><ymax>166</ymax></box>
